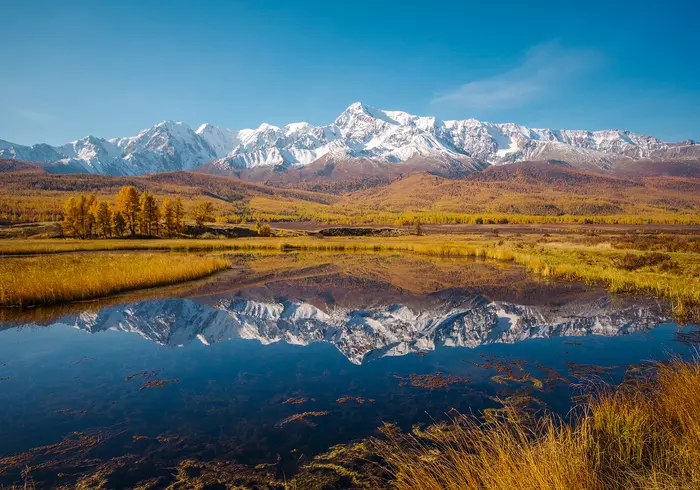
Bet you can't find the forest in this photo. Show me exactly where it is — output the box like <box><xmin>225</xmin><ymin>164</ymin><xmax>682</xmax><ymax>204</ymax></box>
<box><xmin>59</xmin><ymin>186</ymin><xmax>271</xmax><ymax>239</ymax></box>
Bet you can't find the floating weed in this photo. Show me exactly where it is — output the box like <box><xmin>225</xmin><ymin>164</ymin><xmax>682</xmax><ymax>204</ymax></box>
<box><xmin>336</xmin><ymin>396</ymin><xmax>375</xmax><ymax>404</ymax></box>
<box><xmin>490</xmin><ymin>374</ymin><xmax>544</xmax><ymax>390</ymax></box>
<box><xmin>54</xmin><ymin>409</ymin><xmax>87</xmax><ymax>415</ymax></box>
<box><xmin>139</xmin><ymin>379</ymin><xmax>179</xmax><ymax>391</ymax></box>
<box><xmin>536</xmin><ymin>365</ymin><xmax>573</xmax><ymax>387</ymax></box>
<box><xmin>394</xmin><ymin>372</ymin><xmax>471</xmax><ymax>390</ymax></box>
<box><xmin>374</xmin><ymin>358</ymin><xmax>700</xmax><ymax>490</ymax></box>
<box><xmin>282</xmin><ymin>396</ymin><xmax>315</xmax><ymax>405</ymax></box>
<box><xmin>566</xmin><ymin>362</ymin><xmax>619</xmax><ymax>378</ymax></box>
<box><xmin>674</xmin><ymin>328</ymin><xmax>700</xmax><ymax>345</ymax></box>
<box><xmin>124</xmin><ymin>370</ymin><xmax>160</xmax><ymax>383</ymax></box>
<box><xmin>277</xmin><ymin>411</ymin><xmax>330</xmax><ymax>428</ymax></box>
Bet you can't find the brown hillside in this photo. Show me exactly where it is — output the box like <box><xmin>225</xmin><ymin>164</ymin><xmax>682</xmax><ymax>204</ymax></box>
<box><xmin>0</xmin><ymin>158</ymin><xmax>47</xmax><ymax>174</ymax></box>
<box><xmin>0</xmin><ymin>166</ymin><xmax>340</xmax><ymax>222</ymax></box>
<box><xmin>345</xmin><ymin>162</ymin><xmax>700</xmax><ymax>217</ymax></box>
<box><xmin>2</xmin><ymin>158</ymin><xmax>699</xmax><ymax>224</ymax></box>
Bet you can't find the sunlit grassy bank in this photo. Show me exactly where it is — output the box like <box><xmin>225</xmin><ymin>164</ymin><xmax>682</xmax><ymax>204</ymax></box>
<box><xmin>372</xmin><ymin>359</ymin><xmax>700</xmax><ymax>490</ymax></box>
<box><xmin>0</xmin><ymin>253</ymin><xmax>230</xmax><ymax>307</ymax></box>
<box><xmin>1</xmin><ymin>234</ymin><xmax>697</xmax><ymax>319</ymax></box>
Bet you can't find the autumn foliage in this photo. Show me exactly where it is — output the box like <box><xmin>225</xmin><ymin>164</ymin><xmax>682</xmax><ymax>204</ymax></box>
<box><xmin>61</xmin><ymin>186</ymin><xmax>191</xmax><ymax>238</ymax></box>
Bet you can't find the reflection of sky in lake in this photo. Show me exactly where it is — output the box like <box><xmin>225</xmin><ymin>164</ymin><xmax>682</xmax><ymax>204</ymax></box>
<box><xmin>0</xmin><ymin>253</ymin><xmax>695</xmax><ymax>486</ymax></box>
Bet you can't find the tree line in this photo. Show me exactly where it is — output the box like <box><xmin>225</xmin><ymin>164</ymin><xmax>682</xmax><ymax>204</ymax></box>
<box><xmin>61</xmin><ymin>186</ymin><xmax>215</xmax><ymax>238</ymax></box>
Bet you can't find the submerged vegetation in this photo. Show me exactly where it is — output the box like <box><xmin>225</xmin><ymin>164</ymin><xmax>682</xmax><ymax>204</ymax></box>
<box><xmin>4</xmin><ymin>358</ymin><xmax>700</xmax><ymax>489</ymax></box>
<box><xmin>0</xmin><ymin>253</ymin><xmax>230</xmax><ymax>307</ymax></box>
<box><xmin>374</xmin><ymin>359</ymin><xmax>700</xmax><ymax>490</ymax></box>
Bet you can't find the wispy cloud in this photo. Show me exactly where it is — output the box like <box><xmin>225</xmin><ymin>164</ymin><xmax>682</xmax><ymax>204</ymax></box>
<box><xmin>16</xmin><ymin>108</ymin><xmax>56</xmax><ymax>123</ymax></box>
<box><xmin>432</xmin><ymin>42</ymin><xmax>601</xmax><ymax>110</ymax></box>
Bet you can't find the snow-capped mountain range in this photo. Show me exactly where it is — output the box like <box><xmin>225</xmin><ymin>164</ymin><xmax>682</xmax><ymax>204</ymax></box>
<box><xmin>68</xmin><ymin>292</ymin><xmax>666</xmax><ymax>365</ymax></box>
<box><xmin>2</xmin><ymin>102</ymin><xmax>697</xmax><ymax>176</ymax></box>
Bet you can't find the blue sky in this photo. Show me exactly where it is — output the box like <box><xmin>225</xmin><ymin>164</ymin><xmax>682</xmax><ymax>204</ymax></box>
<box><xmin>2</xmin><ymin>0</ymin><xmax>698</xmax><ymax>145</ymax></box>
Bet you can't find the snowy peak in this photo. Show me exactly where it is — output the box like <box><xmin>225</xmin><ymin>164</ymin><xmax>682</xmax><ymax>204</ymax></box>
<box><xmin>202</xmin><ymin>104</ymin><xmax>695</xmax><ymax>174</ymax></box>
<box><xmin>1</xmin><ymin>103</ymin><xmax>695</xmax><ymax>176</ymax></box>
<box><xmin>195</xmin><ymin>123</ymin><xmax>240</xmax><ymax>158</ymax></box>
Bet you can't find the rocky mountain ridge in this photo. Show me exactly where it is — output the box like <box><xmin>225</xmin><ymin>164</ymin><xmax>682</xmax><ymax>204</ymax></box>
<box><xmin>3</xmin><ymin>103</ymin><xmax>697</xmax><ymax>177</ymax></box>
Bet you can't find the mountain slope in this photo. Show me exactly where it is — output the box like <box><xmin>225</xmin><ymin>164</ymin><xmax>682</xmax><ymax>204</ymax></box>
<box><xmin>0</xmin><ymin>122</ymin><xmax>219</xmax><ymax>176</ymax></box>
<box><xmin>2</xmin><ymin>103</ymin><xmax>697</xmax><ymax>177</ymax></box>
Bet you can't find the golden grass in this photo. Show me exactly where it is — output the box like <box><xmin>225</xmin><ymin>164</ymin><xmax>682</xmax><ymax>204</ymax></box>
<box><xmin>0</xmin><ymin>238</ymin><xmax>295</xmax><ymax>255</ymax></box>
<box><xmin>0</xmin><ymin>233</ymin><xmax>698</xmax><ymax>319</ymax></box>
<box><xmin>0</xmin><ymin>252</ymin><xmax>230</xmax><ymax>307</ymax></box>
<box><xmin>374</xmin><ymin>359</ymin><xmax>700</xmax><ymax>490</ymax></box>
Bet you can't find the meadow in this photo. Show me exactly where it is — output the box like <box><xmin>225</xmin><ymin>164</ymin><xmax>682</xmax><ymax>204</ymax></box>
<box><xmin>0</xmin><ymin>252</ymin><xmax>230</xmax><ymax>307</ymax></box>
<box><xmin>1</xmin><ymin>231</ymin><xmax>698</xmax><ymax>320</ymax></box>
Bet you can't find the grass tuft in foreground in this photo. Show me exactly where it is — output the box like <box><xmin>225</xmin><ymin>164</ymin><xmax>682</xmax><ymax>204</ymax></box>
<box><xmin>373</xmin><ymin>359</ymin><xmax>700</xmax><ymax>490</ymax></box>
<box><xmin>0</xmin><ymin>253</ymin><xmax>231</xmax><ymax>307</ymax></box>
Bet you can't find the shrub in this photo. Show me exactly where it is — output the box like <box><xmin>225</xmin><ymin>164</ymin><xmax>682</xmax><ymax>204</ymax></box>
<box><xmin>611</xmin><ymin>252</ymin><xmax>673</xmax><ymax>271</ymax></box>
<box><xmin>255</xmin><ymin>221</ymin><xmax>272</xmax><ymax>237</ymax></box>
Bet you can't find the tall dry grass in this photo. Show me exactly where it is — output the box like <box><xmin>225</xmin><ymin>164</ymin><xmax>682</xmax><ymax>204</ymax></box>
<box><xmin>0</xmin><ymin>253</ymin><xmax>230</xmax><ymax>307</ymax></box>
<box><xmin>0</xmin><ymin>235</ymin><xmax>697</xmax><ymax>319</ymax></box>
<box><xmin>375</xmin><ymin>359</ymin><xmax>700</xmax><ymax>490</ymax></box>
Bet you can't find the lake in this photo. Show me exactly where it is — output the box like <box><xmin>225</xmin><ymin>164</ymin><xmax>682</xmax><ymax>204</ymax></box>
<box><xmin>0</xmin><ymin>252</ymin><xmax>694</xmax><ymax>488</ymax></box>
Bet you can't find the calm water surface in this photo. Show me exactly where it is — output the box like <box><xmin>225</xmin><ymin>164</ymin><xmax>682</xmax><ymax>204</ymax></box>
<box><xmin>0</xmin><ymin>252</ymin><xmax>694</xmax><ymax>487</ymax></box>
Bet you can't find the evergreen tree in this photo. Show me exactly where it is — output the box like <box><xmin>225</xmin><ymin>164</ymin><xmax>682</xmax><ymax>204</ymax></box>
<box><xmin>116</xmin><ymin>186</ymin><xmax>141</xmax><ymax>235</ymax></box>
<box><xmin>193</xmin><ymin>201</ymin><xmax>214</xmax><ymax>229</ymax></box>
<box><xmin>413</xmin><ymin>218</ymin><xmax>422</xmax><ymax>236</ymax></box>
<box><xmin>161</xmin><ymin>197</ymin><xmax>176</xmax><ymax>237</ymax></box>
<box><xmin>138</xmin><ymin>191</ymin><xmax>160</xmax><ymax>236</ymax></box>
<box><xmin>75</xmin><ymin>194</ymin><xmax>88</xmax><ymax>238</ymax></box>
<box><xmin>61</xmin><ymin>197</ymin><xmax>79</xmax><ymax>238</ymax></box>
<box><xmin>113</xmin><ymin>211</ymin><xmax>126</xmax><ymax>237</ymax></box>
<box><xmin>95</xmin><ymin>201</ymin><xmax>112</xmax><ymax>237</ymax></box>
<box><xmin>173</xmin><ymin>196</ymin><xmax>185</xmax><ymax>234</ymax></box>
<box><xmin>86</xmin><ymin>194</ymin><xmax>98</xmax><ymax>238</ymax></box>
<box><xmin>255</xmin><ymin>221</ymin><xmax>272</xmax><ymax>237</ymax></box>
<box><xmin>61</xmin><ymin>194</ymin><xmax>94</xmax><ymax>239</ymax></box>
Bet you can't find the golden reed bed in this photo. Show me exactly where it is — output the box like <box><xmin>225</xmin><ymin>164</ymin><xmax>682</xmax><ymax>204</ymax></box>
<box><xmin>0</xmin><ymin>252</ymin><xmax>230</xmax><ymax>307</ymax></box>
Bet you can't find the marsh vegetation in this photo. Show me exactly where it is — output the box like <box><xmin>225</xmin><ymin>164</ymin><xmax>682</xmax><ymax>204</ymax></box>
<box><xmin>1</xmin><ymin>229</ymin><xmax>697</xmax><ymax>320</ymax></box>
<box><xmin>0</xmin><ymin>252</ymin><xmax>230</xmax><ymax>307</ymax></box>
<box><xmin>374</xmin><ymin>359</ymin><xmax>700</xmax><ymax>490</ymax></box>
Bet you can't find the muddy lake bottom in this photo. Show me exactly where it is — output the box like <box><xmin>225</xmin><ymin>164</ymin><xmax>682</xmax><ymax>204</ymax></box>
<box><xmin>0</xmin><ymin>252</ymin><xmax>696</xmax><ymax>487</ymax></box>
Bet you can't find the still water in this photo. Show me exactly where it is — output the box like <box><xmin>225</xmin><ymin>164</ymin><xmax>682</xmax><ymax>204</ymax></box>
<box><xmin>0</xmin><ymin>252</ymin><xmax>694</xmax><ymax>487</ymax></box>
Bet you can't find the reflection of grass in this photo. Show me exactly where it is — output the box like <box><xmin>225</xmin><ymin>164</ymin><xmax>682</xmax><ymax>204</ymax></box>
<box><xmin>375</xmin><ymin>359</ymin><xmax>700</xmax><ymax>490</ymax></box>
<box><xmin>0</xmin><ymin>253</ymin><xmax>230</xmax><ymax>307</ymax></box>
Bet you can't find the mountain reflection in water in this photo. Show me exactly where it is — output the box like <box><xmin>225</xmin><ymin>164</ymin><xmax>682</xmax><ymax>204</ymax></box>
<box><xmin>3</xmin><ymin>253</ymin><xmax>670</xmax><ymax>364</ymax></box>
<box><xmin>0</xmin><ymin>253</ymin><xmax>691</xmax><ymax>488</ymax></box>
